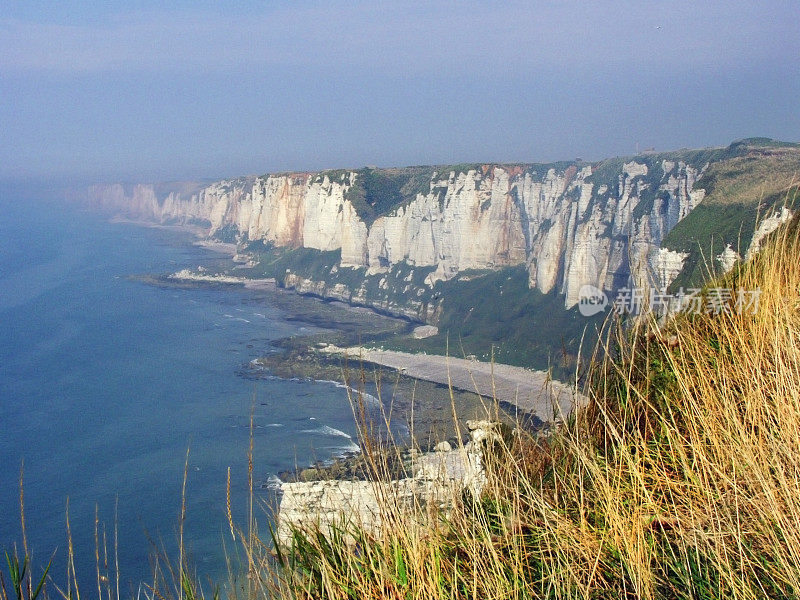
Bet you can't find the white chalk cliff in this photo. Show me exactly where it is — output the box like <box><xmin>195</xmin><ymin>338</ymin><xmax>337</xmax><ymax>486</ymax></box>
<box><xmin>88</xmin><ymin>157</ymin><xmax>718</xmax><ymax>311</ymax></box>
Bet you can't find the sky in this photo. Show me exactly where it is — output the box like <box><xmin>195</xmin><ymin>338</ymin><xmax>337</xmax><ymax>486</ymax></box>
<box><xmin>1</xmin><ymin>0</ymin><xmax>799</xmax><ymax>185</ymax></box>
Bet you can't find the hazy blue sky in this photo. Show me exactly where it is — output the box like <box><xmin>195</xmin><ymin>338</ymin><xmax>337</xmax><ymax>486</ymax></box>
<box><xmin>1</xmin><ymin>1</ymin><xmax>798</xmax><ymax>184</ymax></box>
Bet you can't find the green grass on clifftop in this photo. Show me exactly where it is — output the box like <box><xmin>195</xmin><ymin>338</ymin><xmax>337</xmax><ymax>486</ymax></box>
<box><xmin>663</xmin><ymin>144</ymin><xmax>800</xmax><ymax>289</ymax></box>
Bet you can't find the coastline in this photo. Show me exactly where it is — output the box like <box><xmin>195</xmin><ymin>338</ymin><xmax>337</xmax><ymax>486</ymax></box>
<box><xmin>153</xmin><ymin>269</ymin><xmax>569</xmax><ymax>438</ymax></box>
<box><xmin>108</xmin><ymin>215</ymin><xmax>209</xmax><ymax>238</ymax></box>
<box><xmin>318</xmin><ymin>345</ymin><xmax>581</xmax><ymax>422</ymax></box>
<box><xmin>123</xmin><ymin>218</ymin><xmax>568</xmax><ymax>442</ymax></box>
<box><xmin>167</xmin><ymin>268</ymin><xmax>277</xmax><ymax>290</ymax></box>
<box><xmin>192</xmin><ymin>239</ymin><xmax>238</xmax><ymax>256</ymax></box>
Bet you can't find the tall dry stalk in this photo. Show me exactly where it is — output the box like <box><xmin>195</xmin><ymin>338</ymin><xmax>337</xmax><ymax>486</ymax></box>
<box><xmin>178</xmin><ymin>447</ymin><xmax>189</xmax><ymax>600</ymax></box>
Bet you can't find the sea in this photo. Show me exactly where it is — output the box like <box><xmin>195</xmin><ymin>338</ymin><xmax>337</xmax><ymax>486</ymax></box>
<box><xmin>0</xmin><ymin>190</ymin><xmax>380</xmax><ymax>590</ymax></box>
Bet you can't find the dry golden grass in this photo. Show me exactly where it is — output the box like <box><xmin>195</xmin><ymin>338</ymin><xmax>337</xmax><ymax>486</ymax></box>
<box><xmin>238</xmin><ymin>210</ymin><xmax>800</xmax><ymax>599</ymax></box>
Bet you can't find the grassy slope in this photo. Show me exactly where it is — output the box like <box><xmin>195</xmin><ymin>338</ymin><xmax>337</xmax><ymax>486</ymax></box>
<box><xmin>663</xmin><ymin>143</ymin><xmax>800</xmax><ymax>290</ymax></box>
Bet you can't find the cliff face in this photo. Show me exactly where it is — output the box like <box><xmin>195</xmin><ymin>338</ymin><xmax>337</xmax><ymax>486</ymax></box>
<box><xmin>89</xmin><ymin>153</ymin><xmax>712</xmax><ymax>309</ymax></box>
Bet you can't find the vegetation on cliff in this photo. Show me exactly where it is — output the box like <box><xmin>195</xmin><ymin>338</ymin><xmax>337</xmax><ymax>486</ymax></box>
<box><xmin>663</xmin><ymin>142</ymin><xmax>800</xmax><ymax>289</ymax></box>
<box><xmin>218</xmin><ymin>139</ymin><xmax>800</xmax><ymax>380</ymax></box>
<box><xmin>247</xmin><ymin>207</ymin><xmax>800</xmax><ymax>598</ymax></box>
<box><xmin>383</xmin><ymin>266</ymin><xmax>604</xmax><ymax>378</ymax></box>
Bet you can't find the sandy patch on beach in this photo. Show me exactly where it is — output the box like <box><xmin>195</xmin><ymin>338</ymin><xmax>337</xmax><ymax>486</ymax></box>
<box><xmin>320</xmin><ymin>345</ymin><xmax>583</xmax><ymax>422</ymax></box>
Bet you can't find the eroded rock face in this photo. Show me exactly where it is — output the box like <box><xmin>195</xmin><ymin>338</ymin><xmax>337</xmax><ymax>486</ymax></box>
<box><xmin>87</xmin><ymin>158</ymin><xmax>710</xmax><ymax>309</ymax></box>
<box><xmin>281</xmin><ymin>272</ymin><xmax>441</xmax><ymax>322</ymax></box>
<box><xmin>275</xmin><ymin>420</ymin><xmax>498</xmax><ymax>547</ymax></box>
<box><xmin>654</xmin><ymin>248</ymin><xmax>691</xmax><ymax>290</ymax></box>
<box><xmin>716</xmin><ymin>245</ymin><xmax>741</xmax><ymax>274</ymax></box>
<box><xmin>239</xmin><ymin>175</ymin><xmax>308</xmax><ymax>246</ymax></box>
<box><xmin>364</xmin><ymin>168</ymin><xmax>528</xmax><ymax>285</ymax></box>
<box><xmin>412</xmin><ymin>325</ymin><xmax>439</xmax><ymax>339</ymax></box>
<box><xmin>745</xmin><ymin>207</ymin><xmax>793</xmax><ymax>261</ymax></box>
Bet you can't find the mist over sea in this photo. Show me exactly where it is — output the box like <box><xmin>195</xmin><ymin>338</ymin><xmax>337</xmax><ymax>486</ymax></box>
<box><xmin>0</xmin><ymin>193</ymin><xmax>369</xmax><ymax>587</ymax></box>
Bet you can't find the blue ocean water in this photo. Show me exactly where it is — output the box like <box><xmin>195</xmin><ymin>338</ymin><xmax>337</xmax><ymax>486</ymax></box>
<box><xmin>0</xmin><ymin>193</ymin><xmax>370</xmax><ymax>589</ymax></box>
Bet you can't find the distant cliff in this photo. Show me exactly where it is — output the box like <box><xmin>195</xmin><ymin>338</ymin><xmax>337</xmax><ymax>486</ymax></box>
<box><xmin>88</xmin><ymin>153</ymin><xmax>714</xmax><ymax>302</ymax></box>
<box><xmin>87</xmin><ymin>139</ymin><xmax>800</xmax><ymax>369</ymax></box>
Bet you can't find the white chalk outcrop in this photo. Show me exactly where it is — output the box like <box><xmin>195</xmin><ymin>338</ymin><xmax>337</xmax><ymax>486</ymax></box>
<box><xmin>275</xmin><ymin>420</ymin><xmax>503</xmax><ymax>547</ymax></box>
<box><xmin>745</xmin><ymin>207</ymin><xmax>793</xmax><ymax>261</ymax></box>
